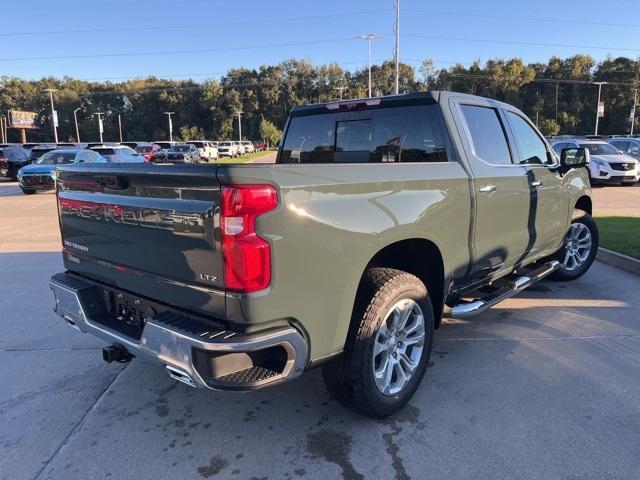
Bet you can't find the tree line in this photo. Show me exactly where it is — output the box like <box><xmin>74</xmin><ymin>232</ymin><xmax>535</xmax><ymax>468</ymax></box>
<box><xmin>1</xmin><ymin>54</ymin><xmax>639</xmax><ymax>143</ymax></box>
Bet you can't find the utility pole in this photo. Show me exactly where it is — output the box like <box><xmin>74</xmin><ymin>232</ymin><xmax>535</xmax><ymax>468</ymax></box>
<box><xmin>0</xmin><ymin>116</ymin><xmax>4</xmax><ymax>143</ymax></box>
<box><xmin>236</xmin><ymin>111</ymin><xmax>243</xmax><ymax>141</ymax></box>
<box><xmin>118</xmin><ymin>114</ymin><xmax>123</xmax><ymax>143</ymax></box>
<box><xmin>393</xmin><ymin>0</ymin><xmax>400</xmax><ymax>95</ymax></box>
<box><xmin>594</xmin><ymin>82</ymin><xmax>607</xmax><ymax>135</ymax></box>
<box><xmin>93</xmin><ymin>112</ymin><xmax>105</xmax><ymax>143</ymax></box>
<box><xmin>355</xmin><ymin>33</ymin><xmax>383</xmax><ymax>98</ymax></box>
<box><xmin>333</xmin><ymin>86</ymin><xmax>348</xmax><ymax>100</ymax></box>
<box><xmin>163</xmin><ymin>112</ymin><xmax>174</xmax><ymax>141</ymax></box>
<box><xmin>631</xmin><ymin>88</ymin><xmax>637</xmax><ymax>135</ymax></box>
<box><xmin>73</xmin><ymin>108</ymin><xmax>81</xmax><ymax>142</ymax></box>
<box><xmin>555</xmin><ymin>82</ymin><xmax>559</xmax><ymax>123</ymax></box>
<box><xmin>44</xmin><ymin>89</ymin><xmax>58</xmax><ymax>143</ymax></box>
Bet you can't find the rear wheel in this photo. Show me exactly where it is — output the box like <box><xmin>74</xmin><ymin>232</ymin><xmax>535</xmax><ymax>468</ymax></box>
<box><xmin>621</xmin><ymin>181</ymin><xmax>637</xmax><ymax>186</ymax></box>
<box><xmin>322</xmin><ymin>268</ymin><xmax>434</xmax><ymax>418</ymax></box>
<box><xmin>20</xmin><ymin>187</ymin><xmax>36</xmax><ymax>195</ymax></box>
<box><xmin>551</xmin><ymin>210</ymin><xmax>599</xmax><ymax>281</ymax></box>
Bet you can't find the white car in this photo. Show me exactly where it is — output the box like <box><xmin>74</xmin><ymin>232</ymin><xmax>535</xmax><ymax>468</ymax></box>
<box><xmin>217</xmin><ymin>141</ymin><xmax>238</xmax><ymax>158</ymax></box>
<box><xmin>187</xmin><ymin>140</ymin><xmax>218</xmax><ymax>161</ymax></box>
<box><xmin>236</xmin><ymin>141</ymin><xmax>245</xmax><ymax>156</ymax></box>
<box><xmin>241</xmin><ymin>141</ymin><xmax>255</xmax><ymax>154</ymax></box>
<box><xmin>551</xmin><ymin>139</ymin><xmax>639</xmax><ymax>186</ymax></box>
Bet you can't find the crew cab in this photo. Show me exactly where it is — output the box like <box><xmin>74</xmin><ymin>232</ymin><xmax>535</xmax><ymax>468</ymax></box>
<box><xmin>49</xmin><ymin>92</ymin><xmax>597</xmax><ymax>418</ymax></box>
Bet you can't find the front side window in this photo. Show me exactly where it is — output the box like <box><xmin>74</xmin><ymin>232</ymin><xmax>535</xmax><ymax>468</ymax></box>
<box><xmin>460</xmin><ymin>105</ymin><xmax>512</xmax><ymax>165</ymax></box>
<box><xmin>506</xmin><ymin>111</ymin><xmax>551</xmax><ymax>165</ymax></box>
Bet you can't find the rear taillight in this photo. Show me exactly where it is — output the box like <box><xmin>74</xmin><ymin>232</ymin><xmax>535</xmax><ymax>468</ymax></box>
<box><xmin>221</xmin><ymin>185</ymin><xmax>277</xmax><ymax>292</ymax></box>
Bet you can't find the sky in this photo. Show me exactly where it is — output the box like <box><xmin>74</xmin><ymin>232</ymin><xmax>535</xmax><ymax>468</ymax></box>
<box><xmin>1</xmin><ymin>0</ymin><xmax>640</xmax><ymax>82</ymax></box>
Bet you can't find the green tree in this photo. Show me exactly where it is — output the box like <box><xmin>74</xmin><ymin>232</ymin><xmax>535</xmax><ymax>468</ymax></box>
<box><xmin>178</xmin><ymin>125</ymin><xmax>206</xmax><ymax>141</ymax></box>
<box><xmin>259</xmin><ymin>117</ymin><xmax>281</xmax><ymax>147</ymax></box>
<box><xmin>538</xmin><ymin>118</ymin><xmax>561</xmax><ymax>136</ymax></box>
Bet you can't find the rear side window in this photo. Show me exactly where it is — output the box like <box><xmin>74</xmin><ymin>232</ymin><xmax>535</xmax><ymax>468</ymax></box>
<box><xmin>460</xmin><ymin>105</ymin><xmax>512</xmax><ymax>165</ymax></box>
<box><xmin>280</xmin><ymin>105</ymin><xmax>449</xmax><ymax>164</ymax></box>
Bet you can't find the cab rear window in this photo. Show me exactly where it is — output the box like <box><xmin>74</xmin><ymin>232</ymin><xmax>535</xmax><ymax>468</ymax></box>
<box><xmin>279</xmin><ymin>105</ymin><xmax>450</xmax><ymax>164</ymax></box>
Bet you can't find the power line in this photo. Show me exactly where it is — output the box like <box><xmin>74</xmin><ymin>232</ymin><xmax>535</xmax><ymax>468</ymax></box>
<box><xmin>0</xmin><ymin>36</ymin><xmax>372</xmax><ymax>62</ymax></box>
<box><xmin>0</xmin><ymin>9</ymin><xmax>392</xmax><ymax>37</ymax></box>
<box><xmin>404</xmin><ymin>8</ymin><xmax>640</xmax><ymax>29</ymax></box>
<box><xmin>404</xmin><ymin>33</ymin><xmax>640</xmax><ymax>53</ymax></box>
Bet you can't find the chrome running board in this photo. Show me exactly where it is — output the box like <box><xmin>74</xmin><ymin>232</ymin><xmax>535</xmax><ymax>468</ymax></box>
<box><xmin>448</xmin><ymin>260</ymin><xmax>559</xmax><ymax>318</ymax></box>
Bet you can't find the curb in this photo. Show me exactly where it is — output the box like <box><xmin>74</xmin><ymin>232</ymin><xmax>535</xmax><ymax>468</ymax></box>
<box><xmin>596</xmin><ymin>247</ymin><xmax>640</xmax><ymax>276</ymax></box>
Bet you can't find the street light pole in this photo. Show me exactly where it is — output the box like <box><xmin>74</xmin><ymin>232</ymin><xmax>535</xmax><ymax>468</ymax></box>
<box><xmin>118</xmin><ymin>114</ymin><xmax>123</xmax><ymax>143</ymax></box>
<box><xmin>355</xmin><ymin>33</ymin><xmax>383</xmax><ymax>98</ymax></box>
<box><xmin>631</xmin><ymin>88</ymin><xmax>637</xmax><ymax>135</ymax></box>
<box><xmin>93</xmin><ymin>112</ymin><xmax>105</xmax><ymax>143</ymax></box>
<box><xmin>44</xmin><ymin>89</ymin><xmax>58</xmax><ymax>143</ymax></box>
<box><xmin>236</xmin><ymin>111</ymin><xmax>243</xmax><ymax>141</ymax></box>
<box><xmin>594</xmin><ymin>82</ymin><xmax>607</xmax><ymax>135</ymax></box>
<box><xmin>163</xmin><ymin>112</ymin><xmax>174</xmax><ymax>142</ymax></box>
<box><xmin>73</xmin><ymin>108</ymin><xmax>81</xmax><ymax>142</ymax></box>
<box><xmin>393</xmin><ymin>0</ymin><xmax>400</xmax><ymax>95</ymax></box>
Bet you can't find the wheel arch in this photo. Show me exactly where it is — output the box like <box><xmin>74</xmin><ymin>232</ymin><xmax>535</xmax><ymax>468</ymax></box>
<box><xmin>353</xmin><ymin>238</ymin><xmax>446</xmax><ymax>329</ymax></box>
<box><xmin>575</xmin><ymin>195</ymin><xmax>592</xmax><ymax>215</ymax></box>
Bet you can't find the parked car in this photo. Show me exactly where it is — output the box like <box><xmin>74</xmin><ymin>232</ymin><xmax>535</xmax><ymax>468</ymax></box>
<box><xmin>17</xmin><ymin>149</ymin><xmax>106</xmax><ymax>194</ymax></box>
<box><xmin>0</xmin><ymin>147</ymin><xmax>30</xmax><ymax>180</ymax></box>
<box><xmin>90</xmin><ymin>145</ymin><xmax>144</xmax><ymax>163</ymax></box>
<box><xmin>253</xmin><ymin>141</ymin><xmax>266</xmax><ymax>151</ymax></box>
<box><xmin>236</xmin><ymin>141</ymin><xmax>246</xmax><ymax>156</ymax></box>
<box><xmin>217</xmin><ymin>141</ymin><xmax>238</xmax><ymax>158</ymax></box>
<box><xmin>121</xmin><ymin>141</ymin><xmax>150</xmax><ymax>151</ymax></box>
<box><xmin>48</xmin><ymin>91</ymin><xmax>600</xmax><ymax>419</ymax></box>
<box><xmin>607</xmin><ymin>137</ymin><xmax>640</xmax><ymax>162</ymax></box>
<box><xmin>241</xmin><ymin>141</ymin><xmax>255</xmax><ymax>154</ymax></box>
<box><xmin>187</xmin><ymin>140</ymin><xmax>219</xmax><ymax>161</ymax></box>
<box><xmin>166</xmin><ymin>143</ymin><xmax>200</xmax><ymax>163</ymax></box>
<box><xmin>136</xmin><ymin>143</ymin><xmax>165</xmax><ymax>163</ymax></box>
<box><xmin>550</xmin><ymin>139</ymin><xmax>639</xmax><ymax>185</ymax></box>
<box><xmin>27</xmin><ymin>144</ymin><xmax>57</xmax><ymax>164</ymax></box>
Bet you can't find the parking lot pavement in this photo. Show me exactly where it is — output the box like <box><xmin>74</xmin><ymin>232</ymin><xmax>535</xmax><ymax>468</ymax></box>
<box><xmin>1</xmin><ymin>249</ymin><xmax>639</xmax><ymax>479</ymax></box>
<box><xmin>2</xmin><ymin>176</ymin><xmax>639</xmax><ymax>479</ymax></box>
<box><xmin>592</xmin><ymin>183</ymin><xmax>640</xmax><ymax>217</ymax></box>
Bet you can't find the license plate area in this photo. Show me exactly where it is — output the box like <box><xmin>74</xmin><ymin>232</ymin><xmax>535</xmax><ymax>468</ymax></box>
<box><xmin>98</xmin><ymin>288</ymin><xmax>161</xmax><ymax>340</ymax></box>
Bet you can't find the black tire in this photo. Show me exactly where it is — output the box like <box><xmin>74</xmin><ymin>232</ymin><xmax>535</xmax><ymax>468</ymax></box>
<box><xmin>551</xmin><ymin>209</ymin><xmax>599</xmax><ymax>281</ymax></box>
<box><xmin>621</xmin><ymin>181</ymin><xmax>636</xmax><ymax>186</ymax></box>
<box><xmin>20</xmin><ymin>187</ymin><xmax>36</xmax><ymax>195</ymax></box>
<box><xmin>322</xmin><ymin>268</ymin><xmax>434</xmax><ymax>418</ymax></box>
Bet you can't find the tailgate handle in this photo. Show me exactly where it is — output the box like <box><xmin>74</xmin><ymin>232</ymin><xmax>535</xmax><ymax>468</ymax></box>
<box><xmin>96</xmin><ymin>175</ymin><xmax>129</xmax><ymax>190</ymax></box>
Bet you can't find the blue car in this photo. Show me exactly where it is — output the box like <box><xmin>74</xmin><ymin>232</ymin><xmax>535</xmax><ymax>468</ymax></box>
<box><xmin>17</xmin><ymin>149</ymin><xmax>106</xmax><ymax>195</ymax></box>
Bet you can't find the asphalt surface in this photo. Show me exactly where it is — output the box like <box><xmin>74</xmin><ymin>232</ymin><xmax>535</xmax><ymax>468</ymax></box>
<box><xmin>1</xmin><ymin>178</ymin><xmax>639</xmax><ymax>479</ymax></box>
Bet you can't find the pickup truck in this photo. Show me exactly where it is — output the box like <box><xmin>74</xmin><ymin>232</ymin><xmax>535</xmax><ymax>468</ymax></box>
<box><xmin>49</xmin><ymin>91</ymin><xmax>598</xmax><ymax>418</ymax></box>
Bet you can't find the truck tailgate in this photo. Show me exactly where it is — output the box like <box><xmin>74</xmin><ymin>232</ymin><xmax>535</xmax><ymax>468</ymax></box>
<box><xmin>56</xmin><ymin>164</ymin><xmax>225</xmax><ymax>319</ymax></box>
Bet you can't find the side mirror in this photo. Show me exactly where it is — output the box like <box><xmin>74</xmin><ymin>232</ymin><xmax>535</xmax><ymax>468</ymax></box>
<box><xmin>560</xmin><ymin>147</ymin><xmax>590</xmax><ymax>168</ymax></box>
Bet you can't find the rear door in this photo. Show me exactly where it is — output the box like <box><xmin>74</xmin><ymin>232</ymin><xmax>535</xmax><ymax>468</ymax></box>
<box><xmin>450</xmin><ymin>96</ymin><xmax>532</xmax><ymax>277</ymax></box>
<box><xmin>56</xmin><ymin>164</ymin><xmax>225</xmax><ymax>318</ymax></box>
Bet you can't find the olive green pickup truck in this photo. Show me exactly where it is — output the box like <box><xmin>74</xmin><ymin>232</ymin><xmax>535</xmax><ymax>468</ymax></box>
<box><xmin>49</xmin><ymin>91</ymin><xmax>597</xmax><ymax>418</ymax></box>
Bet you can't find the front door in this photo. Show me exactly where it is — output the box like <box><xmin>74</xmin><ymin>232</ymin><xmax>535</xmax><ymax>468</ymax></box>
<box><xmin>450</xmin><ymin>96</ymin><xmax>532</xmax><ymax>278</ymax></box>
<box><xmin>503</xmin><ymin>109</ymin><xmax>568</xmax><ymax>258</ymax></box>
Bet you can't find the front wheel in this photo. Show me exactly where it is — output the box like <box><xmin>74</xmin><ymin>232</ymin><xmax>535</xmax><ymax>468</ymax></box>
<box><xmin>322</xmin><ymin>268</ymin><xmax>434</xmax><ymax>418</ymax></box>
<box><xmin>551</xmin><ymin>210</ymin><xmax>599</xmax><ymax>281</ymax></box>
<box><xmin>621</xmin><ymin>181</ymin><xmax>637</xmax><ymax>186</ymax></box>
<box><xmin>20</xmin><ymin>187</ymin><xmax>36</xmax><ymax>195</ymax></box>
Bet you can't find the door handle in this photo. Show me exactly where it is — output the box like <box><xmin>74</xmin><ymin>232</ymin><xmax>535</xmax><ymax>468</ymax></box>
<box><xmin>531</xmin><ymin>180</ymin><xmax>544</xmax><ymax>187</ymax></box>
<box><xmin>478</xmin><ymin>184</ymin><xmax>496</xmax><ymax>193</ymax></box>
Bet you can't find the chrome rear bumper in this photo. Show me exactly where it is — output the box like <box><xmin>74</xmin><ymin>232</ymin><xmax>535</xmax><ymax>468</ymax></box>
<box><xmin>49</xmin><ymin>272</ymin><xmax>308</xmax><ymax>391</ymax></box>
